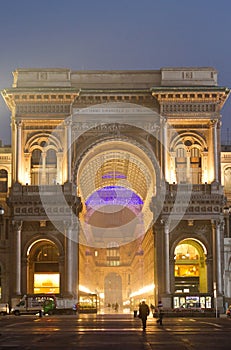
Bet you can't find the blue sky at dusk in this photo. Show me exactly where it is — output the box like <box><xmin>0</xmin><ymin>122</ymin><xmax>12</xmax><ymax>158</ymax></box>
<box><xmin>0</xmin><ymin>0</ymin><xmax>231</xmax><ymax>144</ymax></box>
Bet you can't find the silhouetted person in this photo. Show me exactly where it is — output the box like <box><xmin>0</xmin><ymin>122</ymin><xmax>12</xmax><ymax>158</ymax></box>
<box><xmin>156</xmin><ymin>300</ymin><xmax>163</xmax><ymax>325</ymax></box>
<box><xmin>139</xmin><ymin>300</ymin><xmax>150</xmax><ymax>330</ymax></box>
<box><xmin>150</xmin><ymin>303</ymin><xmax>155</xmax><ymax>316</ymax></box>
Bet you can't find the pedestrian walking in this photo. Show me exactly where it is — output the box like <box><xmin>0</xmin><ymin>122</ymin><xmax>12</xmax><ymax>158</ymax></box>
<box><xmin>114</xmin><ymin>302</ymin><xmax>119</xmax><ymax>311</ymax></box>
<box><xmin>138</xmin><ymin>300</ymin><xmax>150</xmax><ymax>331</ymax></box>
<box><xmin>156</xmin><ymin>300</ymin><xmax>164</xmax><ymax>325</ymax></box>
<box><xmin>150</xmin><ymin>303</ymin><xmax>155</xmax><ymax>316</ymax></box>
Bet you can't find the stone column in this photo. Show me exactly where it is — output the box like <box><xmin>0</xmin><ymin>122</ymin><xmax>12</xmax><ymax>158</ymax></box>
<box><xmin>164</xmin><ymin>221</ymin><xmax>171</xmax><ymax>294</ymax></box>
<box><xmin>216</xmin><ymin>221</ymin><xmax>223</xmax><ymax>295</ymax></box>
<box><xmin>65</xmin><ymin>221</ymin><xmax>73</xmax><ymax>296</ymax></box>
<box><xmin>65</xmin><ymin>120</ymin><xmax>72</xmax><ymax>183</ymax></box>
<box><xmin>159</xmin><ymin>117</ymin><xmax>169</xmax><ymax>181</ymax></box>
<box><xmin>210</xmin><ymin>120</ymin><xmax>219</xmax><ymax>182</ymax></box>
<box><xmin>41</xmin><ymin>152</ymin><xmax>46</xmax><ymax>185</ymax></box>
<box><xmin>15</xmin><ymin>121</ymin><xmax>22</xmax><ymax>183</ymax></box>
<box><xmin>217</xmin><ymin>121</ymin><xmax>222</xmax><ymax>183</ymax></box>
<box><xmin>56</xmin><ymin>152</ymin><xmax>63</xmax><ymax>184</ymax></box>
<box><xmin>170</xmin><ymin>151</ymin><xmax>176</xmax><ymax>184</ymax></box>
<box><xmin>201</xmin><ymin>151</ymin><xmax>208</xmax><ymax>183</ymax></box>
<box><xmin>211</xmin><ymin>220</ymin><xmax>223</xmax><ymax>295</ymax></box>
<box><xmin>186</xmin><ymin>149</ymin><xmax>191</xmax><ymax>182</ymax></box>
<box><xmin>163</xmin><ymin>118</ymin><xmax>168</xmax><ymax>181</ymax></box>
<box><xmin>206</xmin><ymin>255</ymin><xmax>213</xmax><ymax>294</ymax></box>
<box><xmin>64</xmin><ymin>219</ymin><xmax>79</xmax><ymax>298</ymax></box>
<box><xmin>14</xmin><ymin>221</ymin><xmax>23</xmax><ymax>295</ymax></box>
<box><xmin>24</xmin><ymin>152</ymin><xmax>31</xmax><ymax>185</ymax></box>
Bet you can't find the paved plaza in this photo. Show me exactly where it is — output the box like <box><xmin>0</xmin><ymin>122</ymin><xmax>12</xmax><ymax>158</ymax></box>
<box><xmin>0</xmin><ymin>313</ymin><xmax>231</xmax><ymax>349</ymax></box>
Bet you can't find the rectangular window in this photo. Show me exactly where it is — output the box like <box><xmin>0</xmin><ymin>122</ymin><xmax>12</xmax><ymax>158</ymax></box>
<box><xmin>34</xmin><ymin>273</ymin><xmax>60</xmax><ymax>294</ymax></box>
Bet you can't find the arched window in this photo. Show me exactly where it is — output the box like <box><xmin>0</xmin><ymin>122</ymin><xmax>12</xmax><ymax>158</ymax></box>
<box><xmin>46</xmin><ymin>149</ymin><xmax>57</xmax><ymax>167</ymax></box>
<box><xmin>175</xmin><ymin>143</ymin><xmax>202</xmax><ymax>184</ymax></box>
<box><xmin>45</xmin><ymin>149</ymin><xmax>57</xmax><ymax>184</ymax></box>
<box><xmin>0</xmin><ymin>169</ymin><xmax>8</xmax><ymax>193</ymax></box>
<box><xmin>31</xmin><ymin>149</ymin><xmax>42</xmax><ymax>185</ymax></box>
<box><xmin>31</xmin><ymin>149</ymin><xmax>42</xmax><ymax>166</ymax></box>
<box><xmin>30</xmin><ymin>147</ymin><xmax>58</xmax><ymax>185</ymax></box>
<box><xmin>175</xmin><ymin>147</ymin><xmax>187</xmax><ymax>183</ymax></box>
<box><xmin>190</xmin><ymin>147</ymin><xmax>202</xmax><ymax>184</ymax></box>
<box><xmin>35</xmin><ymin>244</ymin><xmax>59</xmax><ymax>262</ymax></box>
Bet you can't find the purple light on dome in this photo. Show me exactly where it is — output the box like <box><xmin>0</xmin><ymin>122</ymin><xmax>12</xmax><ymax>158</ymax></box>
<box><xmin>85</xmin><ymin>186</ymin><xmax>143</xmax><ymax>208</ymax></box>
<box><xmin>98</xmin><ymin>187</ymin><xmax>117</xmax><ymax>201</ymax></box>
<box><xmin>102</xmin><ymin>171</ymin><xmax>126</xmax><ymax>179</ymax></box>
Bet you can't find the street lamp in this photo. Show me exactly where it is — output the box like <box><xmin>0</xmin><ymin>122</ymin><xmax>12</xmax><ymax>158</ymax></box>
<box><xmin>0</xmin><ymin>206</ymin><xmax>4</xmax><ymax>215</ymax></box>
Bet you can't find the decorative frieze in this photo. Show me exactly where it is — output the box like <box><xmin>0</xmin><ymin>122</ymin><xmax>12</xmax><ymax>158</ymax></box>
<box><xmin>72</xmin><ymin>121</ymin><xmax>160</xmax><ymax>134</ymax></box>
<box><xmin>162</xmin><ymin>103</ymin><xmax>216</xmax><ymax>114</ymax></box>
<box><xmin>16</xmin><ymin>104</ymin><xmax>70</xmax><ymax>114</ymax></box>
<box><xmin>8</xmin><ymin>183</ymin><xmax>76</xmax><ymax>220</ymax></box>
<box><xmin>151</xmin><ymin>183</ymin><xmax>225</xmax><ymax>218</ymax></box>
<box><xmin>162</xmin><ymin>192</ymin><xmax>225</xmax><ymax>216</ymax></box>
<box><xmin>74</xmin><ymin>93</ymin><xmax>158</xmax><ymax>108</ymax></box>
<box><xmin>13</xmin><ymin>204</ymin><xmax>73</xmax><ymax>217</ymax></box>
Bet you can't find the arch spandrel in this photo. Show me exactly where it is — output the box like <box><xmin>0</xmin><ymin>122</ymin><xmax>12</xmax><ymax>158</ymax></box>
<box><xmin>71</xmin><ymin>102</ymin><xmax>161</xmax><ymax>150</ymax></box>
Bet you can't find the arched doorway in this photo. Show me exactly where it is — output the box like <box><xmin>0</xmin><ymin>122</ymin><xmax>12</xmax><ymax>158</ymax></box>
<box><xmin>174</xmin><ymin>239</ymin><xmax>207</xmax><ymax>294</ymax></box>
<box><xmin>173</xmin><ymin>239</ymin><xmax>209</xmax><ymax>308</ymax></box>
<box><xmin>76</xmin><ymin>136</ymin><xmax>158</xmax><ymax>307</ymax></box>
<box><xmin>104</xmin><ymin>273</ymin><xmax>122</xmax><ymax>309</ymax></box>
<box><xmin>27</xmin><ymin>239</ymin><xmax>60</xmax><ymax>294</ymax></box>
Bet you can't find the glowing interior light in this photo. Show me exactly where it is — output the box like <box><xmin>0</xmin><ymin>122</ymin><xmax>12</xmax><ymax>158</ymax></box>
<box><xmin>203</xmin><ymin>169</ymin><xmax>208</xmax><ymax>183</ymax></box>
<box><xmin>79</xmin><ymin>285</ymin><xmax>92</xmax><ymax>293</ymax></box>
<box><xmin>102</xmin><ymin>171</ymin><xmax>126</xmax><ymax>179</ymax></box>
<box><xmin>86</xmin><ymin>186</ymin><xmax>143</xmax><ymax>207</ymax></box>
<box><xmin>130</xmin><ymin>283</ymin><xmax>155</xmax><ymax>298</ymax></box>
<box><xmin>34</xmin><ymin>273</ymin><xmax>59</xmax><ymax>294</ymax></box>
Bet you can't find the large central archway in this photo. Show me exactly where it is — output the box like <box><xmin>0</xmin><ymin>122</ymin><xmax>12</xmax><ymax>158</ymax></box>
<box><xmin>70</xmin><ymin>100</ymin><xmax>162</xmax><ymax>310</ymax></box>
<box><xmin>74</xmin><ymin>131</ymin><xmax>159</xmax><ymax>310</ymax></box>
<box><xmin>76</xmin><ymin>139</ymin><xmax>157</xmax><ymax>248</ymax></box>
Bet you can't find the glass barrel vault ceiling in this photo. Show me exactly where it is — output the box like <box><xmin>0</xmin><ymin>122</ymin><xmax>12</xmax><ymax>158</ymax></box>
<box><xmin>77</xmin><ymin>141</ymin><xmax>156</xmax><ymax>246</ymax></box>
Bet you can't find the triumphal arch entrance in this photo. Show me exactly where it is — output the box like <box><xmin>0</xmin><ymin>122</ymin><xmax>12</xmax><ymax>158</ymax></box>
<box><xmin>1</xmin><ymin>67</ymin><xmax>229</xmax><ymax>311</ymax></box>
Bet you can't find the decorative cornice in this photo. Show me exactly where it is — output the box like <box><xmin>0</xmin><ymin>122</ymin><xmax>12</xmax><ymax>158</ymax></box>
<box><xmin>1</xmin><ymin>88</ymin><xmax>79</xmax><ymax>112</ymax></box>
<box><xmin>73</xmin><ymin>89</ymin><xmax>158</xmax><ymax>110</ymax></box>
<box><xmin>151</xmin><ymin>87</ymin><xmax>230</xmax><ymax>110</ymax></box>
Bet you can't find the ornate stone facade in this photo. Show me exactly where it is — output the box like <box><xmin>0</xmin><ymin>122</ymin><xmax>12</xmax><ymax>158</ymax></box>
<box><xmin>0</xmin><ymin>67</ymin><xmax>231</xmax><ymax>312</ymax></box>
